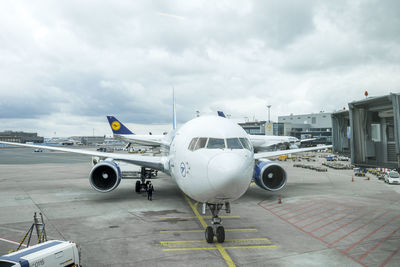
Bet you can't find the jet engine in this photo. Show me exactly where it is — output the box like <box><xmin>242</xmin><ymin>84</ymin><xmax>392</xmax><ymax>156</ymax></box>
<box><xmin>253</xmin><ymin>160</ymin><xmax>287</xmax><ymax>191</ymax></box>
<box><xmin>89</xmin><ymin>160</ymin><xmax>122</xmax><ymax>192</ymax></box>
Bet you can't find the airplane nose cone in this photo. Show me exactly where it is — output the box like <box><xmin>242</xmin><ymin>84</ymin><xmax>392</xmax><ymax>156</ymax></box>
<box><xmin>207</xmin><ymin>153</ymin><xmax>252</xmax><ymax>199</ymax></box>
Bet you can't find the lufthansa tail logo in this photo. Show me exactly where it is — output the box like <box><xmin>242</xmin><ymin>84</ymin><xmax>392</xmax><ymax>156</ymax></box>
<box><xmin>111</xmin><ymin>121</ymin><xmax>121</xmax><ymax>131</ymax></box>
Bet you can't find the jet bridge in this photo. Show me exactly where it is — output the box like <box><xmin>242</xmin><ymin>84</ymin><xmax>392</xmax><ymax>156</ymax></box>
<box><xmin>331</xmin><ymin>110</ymin><xmax>350</xmax><ymax>156</ymax></box>
<box><xmin>348</xmin><ymin>93</ymin><xmax>400</xmax><ymax>169</ymax></box>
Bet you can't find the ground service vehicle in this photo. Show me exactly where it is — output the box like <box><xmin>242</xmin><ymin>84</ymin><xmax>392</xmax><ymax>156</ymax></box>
<box><xmin>353</xmin><ymin>167</ymin><xmax>366</xmax><ymax>177</ymax></box>
<box><xmin>0</xmin><ymin>240</ymin><xmax>80</xmax><ymax>267</ymax></box>
<box><xmin>384</xmin><ymin>171</ymin><xmax>400</xmax><ymax>184</ymax></box>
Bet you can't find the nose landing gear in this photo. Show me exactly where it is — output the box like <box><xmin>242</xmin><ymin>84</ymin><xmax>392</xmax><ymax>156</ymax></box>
<box><xmin>204</xmin><ymin>202</ymin><xmax>230</xmax><ymax>243</ymax></box>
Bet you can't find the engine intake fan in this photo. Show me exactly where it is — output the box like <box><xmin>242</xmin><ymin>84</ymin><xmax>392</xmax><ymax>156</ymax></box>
<box><xmin>253</xmin><ymin>160</ymin><xmax>287</xmax><ymax>191</ymax></box>
<box><xmin>89</xmin><ymin>161</ymin><xmax>122</xmax><ymax>192</ymax></box>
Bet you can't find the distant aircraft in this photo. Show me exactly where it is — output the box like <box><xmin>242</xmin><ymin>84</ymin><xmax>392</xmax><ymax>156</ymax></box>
<box><xmin>106</xmin><ymin>116</ymin><xmax>168</xmax><ymax>148</ymax></box>
<box><xmin>0</xmin><ymin>115</ymin><xmax>331</xmax><ymax>244</ymax></box>
<box><xmin>106</xmin><ymin>89</ymin><xmax>177</xmax><ymax>150</ymax></box>
<box><xmin>217</xmin><ymin>111</ymin><xmax>316</xmax><ymax>151</ymax></box>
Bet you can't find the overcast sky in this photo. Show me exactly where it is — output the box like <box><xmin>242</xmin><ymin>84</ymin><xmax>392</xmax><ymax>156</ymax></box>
<box><xmin>0</xmin><ymin>0</ymin><xmax>399</xmax><ymax>137</ymax></box>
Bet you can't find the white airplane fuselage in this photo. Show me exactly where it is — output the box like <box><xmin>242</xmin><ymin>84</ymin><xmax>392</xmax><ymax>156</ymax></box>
<box><xmin>114</xmin><ymin>134</ymin><xmax>166</xmax><ymax>145</ymax></box>
<box><xmin>250</xmin><ymin>135</ymin><xmax>300</xmax><ymax>149</ymax></box>
<box><xmin>168</xmin><ymin>116</ymin><xmax>254</xmax><ymax>204</ymax></box>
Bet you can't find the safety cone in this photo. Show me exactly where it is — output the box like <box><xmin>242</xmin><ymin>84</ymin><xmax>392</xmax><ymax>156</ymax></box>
<box><xmin>352</xmin><ymin>176</ymin><xmax>354</xmax><ymax>182</ymax></box>
<box><xmin>365</xmin><ymin>176</ymin><xmax>370</xmax><ymax>181</ymax></box>
<box><xmin>278</xmin><ymin>195</ymin><xmax>282</xmax><ymax>204</ymax></box>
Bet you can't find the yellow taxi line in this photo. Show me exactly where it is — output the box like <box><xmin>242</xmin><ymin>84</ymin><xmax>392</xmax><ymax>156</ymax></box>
<box><xmin>163</xmin><ymin>245</ymin><xmax>277</xmax><ymax>252</ymax></box>
<box><xmin>160</xmin><ymin>238</ymin><xmax>270</xmax><ymax>244</ymax></box>
<box><xmin>184</xmin><ymin>195</ymin><xmax>235</xmax><ymax>267</ymax></box>
<box><xmin>160</xmin><ymin>228</ymin><xmax>257</xmax><ymax>233</ymax></box>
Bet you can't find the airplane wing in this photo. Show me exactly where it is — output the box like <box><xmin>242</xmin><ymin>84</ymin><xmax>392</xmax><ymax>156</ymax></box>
<box><xmin>254</xmin><ymin>145</ymin><xmax>332</xmax><ymax>160</ymax></box>
<box><xmin>0</xmin><ymin>141</ymin><xmax>168</xmax><ymax>172</ymax></box>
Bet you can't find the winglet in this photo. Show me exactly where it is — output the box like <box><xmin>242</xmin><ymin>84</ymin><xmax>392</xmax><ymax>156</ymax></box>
<box><xmin>172</xmin><ymin>88</ymin><xmax>177</xmax><ymax>130</ymax></box>
<box><xmin>217</xmin><ymin>111</ymin><xmax>226</xmax><ymax>118</ymax></box>
<box><xmin>106</xmin><ymin>116</ymin><xmax>134</xmax><ymax>135</ymax></box>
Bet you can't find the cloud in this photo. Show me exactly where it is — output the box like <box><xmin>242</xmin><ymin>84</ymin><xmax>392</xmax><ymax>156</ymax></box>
<box><xmin>0</xmin><ymin>0</ymin><xmax>399</xmax><ymax>136</ymax></box>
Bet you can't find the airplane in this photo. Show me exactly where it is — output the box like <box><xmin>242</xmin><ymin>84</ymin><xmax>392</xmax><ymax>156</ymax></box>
<box><xmin>217</xmin><ymin>111</ymin><xmax>316</xmax><ymax>151</ymax></box>
<box><xmin>106</xmin><ymin>89</ymin><xmax>177</xmax><ymax>151</ymax></box>
<box><xmin>107</xmin><ymin>115</ymin><xmax>313</xmax><ymax>152</ymax></box>
<box><xmin>0</xmin><ymin>115</ymin><xmax>331</xmax><ymax>244</ymax></box>
<box><xmin>106</xmin><ymin>116</ymin><xmax>168</xmax><ymax>147</ymax></box>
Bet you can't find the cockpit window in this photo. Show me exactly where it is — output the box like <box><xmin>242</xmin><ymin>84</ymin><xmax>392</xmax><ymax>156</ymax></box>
<box><xmin>239</xmin><ymin>138</ymin><xmax>252</xmax><ymax>151</ymax></box>
<box><xmin>207</xmin><ymin>138</ymin><xmax>225</xmax><ymax>149</ymax></box>
<box><xmin>194</xmin><ymin>137</ymin><xmax>208</xmax><ymax>150</ymax></box>
<box><xmin>227</xmin><ymin>138</ymin><xmax>243</xmax><ymax>149</ymax></box>
<box><xmin>188</xmin><ymin>137</ymin><xmax>198</xmax><ymax>151</ymax></box>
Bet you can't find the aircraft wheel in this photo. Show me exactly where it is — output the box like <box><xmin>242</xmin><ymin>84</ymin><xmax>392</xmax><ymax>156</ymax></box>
<box><xmin>135</xmin><ymin>181</ymin><xmax>141</xmax><ymax>193</ymax></box>
<box><xmin>216</xmin><ymin>226</ymin><xmax>225</xmax><ymax>243</ymax></box>
<box><xmin>205</xmin><ymin>226</ymin><xmax>214</xmax><ymax>243</ymax></box>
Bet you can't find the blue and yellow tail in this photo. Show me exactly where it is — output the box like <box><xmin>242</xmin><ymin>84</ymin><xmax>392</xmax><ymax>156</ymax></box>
<box><xmin>217</xmin><ymin>111</ymin><xmax>226</xmax><ymax>118</ymax></box>
<box><xmin>106</xmin><ymin>116</ymin><xmax>134</xmax><ymax>135</ymax></box>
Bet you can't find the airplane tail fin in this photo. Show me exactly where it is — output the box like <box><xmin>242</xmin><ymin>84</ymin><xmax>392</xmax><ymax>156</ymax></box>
<box><xmin>217</xmin><ymin>111</ymin><xmax>226</xmax><ymax>118</ymax></box>
<box><xmin>172</xmin><ymin>88</ymin><xmax>177</xmax><ymax>130</ymax></box>
<box><xmin>106</xmin><ymin>116</ymin><xmax>134</xmax><ymax>135</ymax></box>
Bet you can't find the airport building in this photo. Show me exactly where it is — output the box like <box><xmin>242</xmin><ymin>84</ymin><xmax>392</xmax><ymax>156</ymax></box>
<box><xmin>0</xmin><ymin>131</ymin><xmax>44</xmax><ymax>143</ymax></box>
<box><xmin>332</xmin><ymin>93</ymin><xmax>400</xmax><ymax>169</ymax></box>
<box><xmin>70</xmin><ymin>136</ymin><xmax>105</xmax><ymax>145</ymax></box>
<box><xmin>238</xmin><ymin>112</ymin><xmax>333</xmax><ymax>145</ymax></box>
<box><xmin>278</xmin><ymin>112</ymin><xmax>333</xmax><ymax>144</ymax></box>
<box><xmin>239</xmin><ymin>121</ymin><xmax>290</xmax><ymax>136</ymax></box>
<box><xmin>239</xmin><ymin>121</ymin><xmax>267</xmax><ymax>135</ymax></box>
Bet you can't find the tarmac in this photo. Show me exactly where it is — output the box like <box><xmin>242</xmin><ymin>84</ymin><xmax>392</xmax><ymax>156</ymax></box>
<box><xmin>0</xmin><ymin>147</ymin><xmax>400</xmax><ymax>266</ymax></box>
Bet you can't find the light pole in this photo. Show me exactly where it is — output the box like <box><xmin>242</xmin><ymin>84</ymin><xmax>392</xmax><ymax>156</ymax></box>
<box><xmin>267</xmin><ymin>105</ymin><xmax>272</xmax><ymax>123</ymax></box>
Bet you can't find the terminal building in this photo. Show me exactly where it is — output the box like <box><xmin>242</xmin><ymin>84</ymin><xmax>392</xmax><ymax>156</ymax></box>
<box><xmin>239</xmin><ymin>121</ymin><xmax>268</xmax><ymax>135</ymax></box>
<box><xmin>238</xmin><ymin>112</ymin><xmax>332</xmax><ymax>145</ymax></box>
<box><xmin>0</xmin><ymin>131</ymin><xmax>44</xmax><ymax>143</ymax></box>
<box><xmin>239</xmin><ymin>121</ymin><xmax>288</xmax><ymax>136</ymax></box>
<box><xmin>332</xmin><ymin>93</ymin><xmax>400</xmax><ymax>169</ymax></box>
<box><xmin>278</xmin><ymin>112</ymin><xmax>333</xmax><ymax>145</ymax></box>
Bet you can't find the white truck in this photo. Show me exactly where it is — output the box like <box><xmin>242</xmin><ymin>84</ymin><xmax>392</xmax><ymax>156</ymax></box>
<box><xmin>0</xmin><ymin>240</ymin><xmax>81</xmax><ymax>267</ymax></box>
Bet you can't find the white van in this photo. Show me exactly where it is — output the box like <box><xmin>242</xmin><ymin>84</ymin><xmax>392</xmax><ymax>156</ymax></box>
<box><xmin>384</xmin><ymin>171</ymin><xmax>400</xmax><ymax>184</ymax></box>
<box><xmin>0</xmin><ymin>240</ymin><xmax>80</xmax><ymax>267</ymax></box>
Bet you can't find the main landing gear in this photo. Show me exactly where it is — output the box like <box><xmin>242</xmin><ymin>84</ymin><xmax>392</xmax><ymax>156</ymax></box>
<box><xmin>135</xmin><ymin>167</ymin><xmax>157</xmax><ymax>193</ymax></box>
<box><xmin>204</xmin><ymin>202</ymin><xmax>230</xmax><ymax>243</ymax></box>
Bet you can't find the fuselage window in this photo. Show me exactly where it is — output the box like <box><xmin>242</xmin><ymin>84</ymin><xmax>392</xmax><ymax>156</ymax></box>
<box><xmin>188</xmin><ymin>137</ymin><xmax>199</xmax><ymax>151</ymax></box>
<box><xmin>239</xmin><ymin>138</ymin><xmax>252</xmax><ymax>151</ymax></box>
<box><xmin>207</xmin><ymin>138</ymin><xmax>225</xmax><ymax>149</ymax></box>
<box><xmin>227</xmin><ymin>138</ymin><xmax>243</xmax><ymax>149</ymax></box>
<box><xmin>194</xmin><ymin>137</ymin><xmax>208</xmax><ymax>150</ymax></box>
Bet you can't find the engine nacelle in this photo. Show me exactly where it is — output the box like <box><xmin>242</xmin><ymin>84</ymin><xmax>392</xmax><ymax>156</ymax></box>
<box><xmin>253</xmin><ymin>160</ymin><xmax>287</xmax><ymax>191</ymax></box>
<box><xmin>89</xmin><ymin>161</ymin><xmax>122</xmax><ymax>192</ymax></box>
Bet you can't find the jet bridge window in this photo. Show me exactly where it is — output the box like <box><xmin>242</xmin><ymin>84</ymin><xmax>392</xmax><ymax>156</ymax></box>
<box><xmin>239</xmin><ymin>138</ymin><xmax>252</xmax><ymax>151</ymax></box>
<box><xmin>188</xmin><ymin>137</ymin><xmax>199</xmax><ymax>151</ymax></box>
<box><xmin>207</xmin><ymin>138</ymin><xmax>225</xmax><ymax>149</ymax></box>
<box><xmin>194</xmin><ymin>137</ymin><xmax>208</xmax><ymax>150</ymax></box>
<box><xmin>227</xmin><ymin>138</ymin><xmax>243</xmax><ymax>149</ymax></box>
